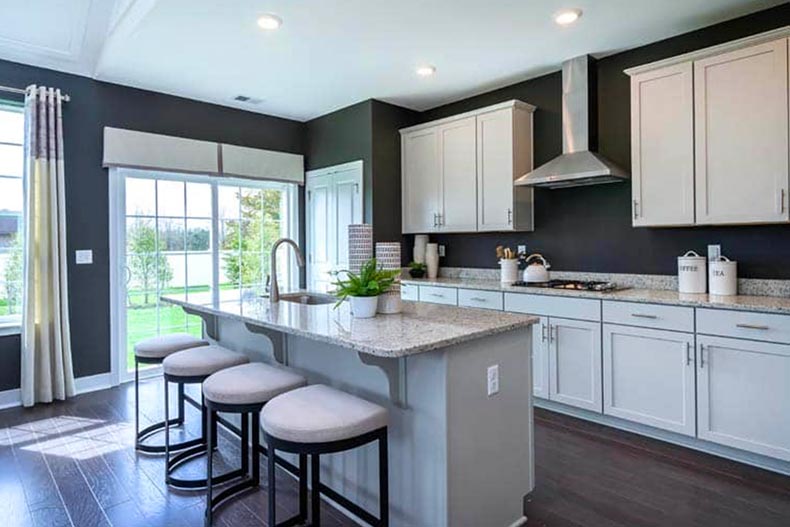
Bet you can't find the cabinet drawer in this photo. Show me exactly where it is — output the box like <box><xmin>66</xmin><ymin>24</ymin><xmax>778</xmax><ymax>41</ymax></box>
<box><xmin>603</xmin><ymin>301</ymin><xmax>694</xmax><ymax>333</ymax></box>
<box><xmin>697</xmin><ymin>308</ymin><xmax>790</xmax><ymax>344</ymax></box>
<box><xmin>504</xmin><ymin>293</ymin><xmax>600</xmax><ymax>321</ymax></box>
<box><xmin>458</xmin><ymin>289</ymin><xmax>503</xmax><ymax>311</ymax></box>
<box><xmin>401</xmin><ymin>283</ymin><xmax>418</xmax><ymax>301</ymax></box>
<box><xmin>418</xmin><ymin>285</ymin><xmax>458</xmax><ymax>306</ymax></box>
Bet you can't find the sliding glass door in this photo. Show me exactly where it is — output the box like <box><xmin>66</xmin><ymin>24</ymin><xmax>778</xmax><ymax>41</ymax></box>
<box><xmin>112</xmin><ymin>168</ymin><xmax>297</xmax><ymax>381</ymax></box>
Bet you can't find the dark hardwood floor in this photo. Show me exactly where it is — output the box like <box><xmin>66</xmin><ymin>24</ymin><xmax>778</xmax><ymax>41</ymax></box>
<box><xmin>1</xmin><ymin>380</ymin><xmax>788</xmax><ymax>526</ymax></box>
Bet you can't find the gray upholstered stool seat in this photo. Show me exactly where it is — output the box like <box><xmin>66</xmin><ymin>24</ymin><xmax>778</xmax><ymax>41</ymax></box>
<box><xmin>163</xmin><ymin>345</ymin><xmax>249</xmax><ymax>378</ymax></box>
<box><xmin>203</xmin><ymin>363</ymin><xmax>306</xmax><ymax>406</ymax></box>
<box><xmin>134</xmin><ymin>333</ymin><xmax>208</xmax><ymax>360</ymax></box>
<box><xmin>262</xmin><ymin>384</ymin><xmax>388</xmax><ymax>444</ymax></box>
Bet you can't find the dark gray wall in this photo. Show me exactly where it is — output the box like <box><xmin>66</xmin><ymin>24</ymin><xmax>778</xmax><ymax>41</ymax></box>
<box><xmin>0</xmin><ymin>59</ymin><xmax>304</xmax><ymax>391</ymax></box>
<box><xmin>408</xmin><ymin>3</ymin><xmax>790</xmax><ymax>279</ymax></box>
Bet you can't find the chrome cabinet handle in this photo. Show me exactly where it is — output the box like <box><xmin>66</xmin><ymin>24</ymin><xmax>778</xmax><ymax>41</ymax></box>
<box><xmin>631</xmin><ymin>313</ymin><xmax>658</xmax><ymax>319</ymax></box>
<box><xmin>699</xmin><ymin>344</ymin><xmax>706</xmax><ymax>368</ymax></box>
<box><xmin>469</xmin><ymin>297</ymin><xmax>487</xmax><ymax>302</ymax></box>
<box><xmin>549</xmin><ymin>324</ymin><xmax>557</xmax><ymax>342</ymax></box>
<box><xmin>438</xmin><ymin>213</ymin><xmax>444</xmax><ymax>226</ymax></box>
<box><xmin>541</xmin><ymin>323</ymin><xmax>548</xmax><ymax>342</ymax></box>
<box><xmin>507</xmin><ymin>208</ymin><xmax>512</xmax><ymax>225</ymax></box>
<box><xmin>686</xmin><ymin>342</ymin><xmax>692</xmax><ymax>366</ymax></box>
<box><xmin>779</xmin><ymin>189</ymin><xmax>786</xmax><ymax>213</ymax></box>
<box><xmin>736</xmin><ymin>323</ymin><xmax>769</xmax><ymax>330</ymax></box>
<box><xmin>433</xmin><ymin>213</ymin><xmax>438</xmax><ymax>227</ymax></box>
<box><xmin>633</xmin><ymin>199</ymin><xmax>639</xmax><ymax>219</ymax></box>
<box><xmin>429</xmin><ymin>293</ymin><xmax>444</xmax><ymax>298</ymax></box>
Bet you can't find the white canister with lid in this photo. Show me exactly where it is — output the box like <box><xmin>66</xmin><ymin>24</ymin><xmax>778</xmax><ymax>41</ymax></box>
<box><xmin>709</xmin><ymin>256</ymin><xmax>737</xmax><ymax>296</ymax></box>
<box><xmin>677</xmin><ymin>251</ymin><xmax>707</xmax><ymax>293</ymax></box>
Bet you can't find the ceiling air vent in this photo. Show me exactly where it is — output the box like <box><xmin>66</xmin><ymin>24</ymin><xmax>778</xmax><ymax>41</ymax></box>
<box><xmin>233</xmin><ymin>95</ymin><xmax>263</xmax><ymax>105</ymax></box>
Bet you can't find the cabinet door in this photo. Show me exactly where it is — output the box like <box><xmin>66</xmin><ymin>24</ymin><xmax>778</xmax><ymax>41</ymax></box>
<box><xmin>548</xmin><ymin>318</ymin><xmax>602</xmax><ymax>412</ymax></box>
<box><xmin>631</xmin><ymin>62</ymin><xmax>695</xmax><ymax>226</ymax></box>
<box><xmin>306</xmin><ymin>174</ymin><xmax>333</xmax><ymax>292</ymax></box>
<box><xmin>402</xmin><ymin>128</ymin><xmax>440</xmax><ymax>233</ymax></box>
<box><xmin>694</xmin><ymin>38</ymin><xmax>789</xmax><ymax>224</ymax></box>
<box><xmin>477</xmin><ymin>108</ymin><xmax>515</xmax><ymax>231</ymax></box>
<box><xmin>532</xmin><ymin>316</ymin><xmax>550</xmax><ymax>399</ymax></box>
<box><xmin>438</xmin><ymin>117</ymin><xmax>478</xmax><ymax>232</ymax></box>
<box><xmin>603</xmin><ymin>325</ymin><xmax>695</xmax><ymax>436</ymax></box>
<box><xmin>697</xmin><ymin>335</ymin><xmax>790</xmax><ymax>461</ymax></box>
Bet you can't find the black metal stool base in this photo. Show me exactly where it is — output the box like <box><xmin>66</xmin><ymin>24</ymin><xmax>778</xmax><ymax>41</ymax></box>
<box><xmin>264</xmin><ymin>427</ymin><xmax>389</xmax><ymax>527</ymax></box>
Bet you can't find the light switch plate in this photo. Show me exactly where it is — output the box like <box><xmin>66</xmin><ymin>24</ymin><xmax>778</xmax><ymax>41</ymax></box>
<box><xmin>75</xmin><ymin>250</ymin><xmax>93</xmax><ymax>265</ymax></box>
<box><xmin>517</xmin><ymin>245</ymin><xmax>526</xmax><ymax>255</ymax></box>
<box><xmin>707</xmin><ymin>244</ymin><xmax>721</xmax><ymax>262</ymax></box>
<box><xmin>438</xmin><ymin>245</ymin><xmax>446</xmax><ymax>257</ymax></box>
<box><xmin>487</xmin><ymin>364</ymin><xmax>499</xmax><ymax>396</ymax></box>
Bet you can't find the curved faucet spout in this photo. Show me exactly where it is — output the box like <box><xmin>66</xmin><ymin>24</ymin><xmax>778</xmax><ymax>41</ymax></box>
<box><xmin>269</xmin><ymin>238</ymin><xmax>305</xmax><ymax>303</ymax></box>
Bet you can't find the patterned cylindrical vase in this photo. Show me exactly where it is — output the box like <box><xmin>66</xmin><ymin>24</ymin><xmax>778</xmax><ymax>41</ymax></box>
<box><xmin>375</xmin><ymin>241</ymin><xmax>402</xmax><ymax>314</ymax></box>
<box><xmin>348</xmin><ymin>224</ymin><xmax>373</xmax><ymax>274</ymax></box>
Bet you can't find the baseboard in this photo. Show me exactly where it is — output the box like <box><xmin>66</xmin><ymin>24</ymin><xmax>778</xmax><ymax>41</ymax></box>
<box><xmin>0</xmin><ymin>388</ymin><xmax>21</xmax><ymax>410</ymax></box>
<box><xmin>0</xmin><ymin>372</ymin><xmax>116</xmax><ymax>410</ymax></box>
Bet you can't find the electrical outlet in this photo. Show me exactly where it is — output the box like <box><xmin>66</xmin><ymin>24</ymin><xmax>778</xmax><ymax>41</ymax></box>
<box><xmin>438</xmin><ymin>244</ymin><xmax>446</xmax><ymax>257</ymax></box>
<box><xmin>517</xmin><ymin>245</ymin><xmax>526</xmax><ymax>255</ymax></box>
<box><xmin>75</xmin><ymin>250</ymin><xmax>93</xmax><ymax>265</ymax></box>
<box><xmin>707</xmin><ymin>244</ymin><xmax>721</xmax><ymax>262</ymax></box>
<box><xmin>487</xmin><ymin>364</ymin><xmax>499</xmax><ymax>396</ymax></box>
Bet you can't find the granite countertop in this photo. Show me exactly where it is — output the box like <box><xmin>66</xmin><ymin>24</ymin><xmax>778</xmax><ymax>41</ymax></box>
<box><xmin>161</xmin><ymin>292</ymin><xmax>537</xmax><ymax>358</ymax></box>
<box><xmin>402</xmin><ymin>277</ymin><xmax>790</xmax><ymax>315</ymax></box>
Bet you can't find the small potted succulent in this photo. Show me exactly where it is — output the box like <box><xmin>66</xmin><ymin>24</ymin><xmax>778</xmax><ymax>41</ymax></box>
<box><xmin>332</xmin><ymin>259</ymin><xmax>400</xmax><ymax>318</ymax></box>
<box><xmin>408</xmin><ymin>261</ymin><xmax>427</xmax><ymax>278</ymax></box>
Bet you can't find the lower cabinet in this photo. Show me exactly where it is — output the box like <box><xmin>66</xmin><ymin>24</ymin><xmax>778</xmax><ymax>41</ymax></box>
<box><xmin>696</xmin><ymin>335</ymin><xmax>790</xmax><ymax>462</ymax></box>
<box><xmin>603</xmin><ymin>325</ymin><xmax>696</xmax><ymax>436</ymax></box>
<box><xmin>548</xmin><ymin>318</ymin><xmax>602</xmax><ymax>412</ymax></box>
<box><xmin>532</xmin><ymin>316</ymin><xmax>550</xmax><ymax>399</ymax></box>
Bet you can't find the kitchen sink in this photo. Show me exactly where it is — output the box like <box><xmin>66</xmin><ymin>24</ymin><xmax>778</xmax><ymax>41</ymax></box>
<box><xmin>277</xmin><ymin>292</ymin><xmax>337</xmax><ymax>305</ymax></box>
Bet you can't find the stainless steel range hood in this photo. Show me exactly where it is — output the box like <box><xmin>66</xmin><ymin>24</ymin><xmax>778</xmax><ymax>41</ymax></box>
<box><xmin>514</xmin><ymin>55</ymin><xmax>628</xmax><ymax>189</ymax></box>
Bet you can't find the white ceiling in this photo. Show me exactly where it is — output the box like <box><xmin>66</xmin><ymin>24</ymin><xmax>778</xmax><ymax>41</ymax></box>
<box><xmin>0</xmin><ymin>0</ymin><xmax>785</xmax><ymax>121</ymax></box>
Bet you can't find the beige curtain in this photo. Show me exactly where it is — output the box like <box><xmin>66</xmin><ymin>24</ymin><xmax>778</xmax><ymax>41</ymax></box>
<box><xmin>21</xmin><ymin>86</ymin><xmax>75</xmax><ymax>407</ymax></box>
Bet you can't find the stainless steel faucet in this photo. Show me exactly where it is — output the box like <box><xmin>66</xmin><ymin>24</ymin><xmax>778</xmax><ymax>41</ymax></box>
<box><xmin>269</xmin><ymin>238</ymin><xmax>305</xmax><ymax>303</ymax></box>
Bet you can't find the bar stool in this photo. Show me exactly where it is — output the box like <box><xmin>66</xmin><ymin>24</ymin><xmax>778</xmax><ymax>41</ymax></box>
<box><xmin>162</xmin><ymin>344</ymin><xmax>249</xmax><ymax>489</ymax></box>
<box><xmin>261</xmin><ymin>384</ymin><xmax>389</xmax><ymax>527</ymax></box>
<box><xmin>134</xmin><ymin>333</ymin><xmax>208</xmax><ymax>453</ymax></box>
<box><xmin>202</xmin><ymin>362</ymin><xmax>307</xmax><ymax>526</ymax></box>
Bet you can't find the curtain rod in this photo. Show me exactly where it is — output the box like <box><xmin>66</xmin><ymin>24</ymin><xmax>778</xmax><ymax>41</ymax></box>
<box><xmin>0</xmin><ymin>84</ymin><xmax>71</xmax><ymax>102</ymax></box>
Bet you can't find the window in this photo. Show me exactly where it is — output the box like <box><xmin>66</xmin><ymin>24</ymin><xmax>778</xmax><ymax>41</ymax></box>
<box><xmin>0</xmin><ymin>104</ymin><xmax>24</xmax><ymax>327</ymax></box>
<box><xmin>117</xmin><ymin>169</ymin><xmax>297</xmax><ymax>376</ymax></box>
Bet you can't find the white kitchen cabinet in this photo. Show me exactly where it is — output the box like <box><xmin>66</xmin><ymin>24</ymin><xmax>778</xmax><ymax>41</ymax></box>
<box><xmin>532</xmin><ymin>316</ymin><xmax>550</xmax><ymax>399</ymax></box>
<box><xmin>476</xmin><ymin>106</ymin><xmax>534</xmax><ymax>231</ymax></box>
<box><xmin>438</xmin><ymin>117</ymin><xmax>478</xmax><ymax>231</ymax></box>
<box><xmin>549</xmin><ymin>318</ymin><xmax>602</xmax><ymax>412</ymax></box>
<box><xmin>630</xmin><ymin>62</ymin><xmax>695</xmax><ymax>226</ymax></box>
<box><xmin>694</xmin><ymin>38</ymin><xmax>789</xmax><ymax>225</ymax></box>
<box><xmin>400</xmin><ymin>100</ymin><xmax>535</xmax><ymax>234</ymax></box>
<box><xmin>603</xmin><ymin>325</ymin><xmax>696</xmax><ymax>436</ymax></box>
<box><xmin>401</xmin><ymin>127</ymin><xmax>440</xmax><ymax>233</ymax></box>
<box><xmin>696</xmin><ymin>335</ymin><xmax>790</xmax><ymax>461</ymax></box>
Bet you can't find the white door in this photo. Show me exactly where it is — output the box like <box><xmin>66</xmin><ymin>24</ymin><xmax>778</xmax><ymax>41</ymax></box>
<box><xmin>603</xmin><ymin>325</ymin><xmax>696</xmax><ymax>436</ymax></box>
<box><xmin>477</xmin><ymin>108</ymin><xmax>515</xmax><ymax>231</ymax></box>
<box><xmin>694</xmin><ymin>38</ymin><xmax>789</xmax><ymax>224</ymax></box>
<box><xmin>548</xmin><ymin>318</ymin><xmax>602</xmax><ymax>412</ymax></box>
<box><xmin>438</xmin><ymin>117</ymin><xmax>478</xmax><ymax>232</ymax></box>
<box><xmin>697</xmin><ymin>335</ymin><xmax>790</xmax><ymax>461</ymax></box>
<box><xmin>306</xmin><ymin>162</ymin><xmax>363</xmax><ymax>292</ymax></box>
<box><xmin>532</xmin><ymin>316</ymin><xmax>550</xmax><ymax>399</ymax></box>
<box><xmin>402</xmin><ymin>128</ymin><xmax>440</xmax><ymax>233</ymax></box>
<box><xmin>631</xmin><ymin>62</ymin><xmax>695</xmax><ymax>226</ymax></box>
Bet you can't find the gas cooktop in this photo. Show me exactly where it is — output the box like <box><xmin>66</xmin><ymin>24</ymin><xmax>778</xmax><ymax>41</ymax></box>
<box><xmin>511</xmin><ymin>279</ymin><xmax>627</xmax><ymax>292</ymax></box>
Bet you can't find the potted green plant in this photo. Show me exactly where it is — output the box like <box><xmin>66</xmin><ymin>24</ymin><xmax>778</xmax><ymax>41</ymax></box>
<box><xmin>408</xmin><ymin>261</ymin><xmax>427</xmax><ymax>278</ymax></box>
<box><xmin>332</xmin><ymin>259</ymin><xmax>400</xmax><ymax>318</ymax></box>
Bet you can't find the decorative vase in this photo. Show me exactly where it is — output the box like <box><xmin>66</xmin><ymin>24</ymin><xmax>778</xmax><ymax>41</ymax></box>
<box><xmin>413</xmin><ymin>235</ymin><xmax>429</xmax><ymax>264</ymax></box>
<box><xmin>348</xmin><ymin>224</ymin><xmax>373</xmax><ymax>274</ymax></box>
<box><xmin>350</xmin><ymin>296</ymin><xmax>378</xmax><ymax>318</ymax></box>
<box><xmin>375</xmin><ymin>242</ymin><xmax>402</xmax><ymax>314</ymax></box>
<box><xmin>425</xmin><ymin>243</ymin><xmax>439</xmax><ymax>279</ymax></box>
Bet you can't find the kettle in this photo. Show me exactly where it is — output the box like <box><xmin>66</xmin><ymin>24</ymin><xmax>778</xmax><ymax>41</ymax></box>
<box><xmin>523</xmin><ymin>254</ymin><xmax>550</xmax><ymax>283</ymax></box>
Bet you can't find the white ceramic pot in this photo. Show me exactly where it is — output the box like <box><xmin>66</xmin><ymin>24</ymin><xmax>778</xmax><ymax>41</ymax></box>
<box><xmin>677</xmin><ymin>250</ymin><xmax>707</xmax><ymax>293</ymax></box>
<box><xmin>350</xmin><ymin>296</ymin><xmax>379</xmax><ymax>318</ymax></box>
<box><xmin>709</xmin><ymin>256</ymin><xmax>737</xmax><ymax>296</ymax></box>
<box><xmin>500</xmin><ymin>259</ymin><xmax>519</xmax><ymax>284</ymax></box>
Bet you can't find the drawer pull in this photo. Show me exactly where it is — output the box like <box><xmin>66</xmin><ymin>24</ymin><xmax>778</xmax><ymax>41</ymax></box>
<box><xmin>735</xmin><ymin>323</ymin><xmax>770</xmax><ymax>330</ymax></box>
<box><xmin>631</xmin><ymin>313</ymin><xmax>658</xmax><ymax>319</ymax></box>
<box><xmin>430</xmin><ymin>293</ymin><xmax>445</xmax><ymax>298</ymax></box>
<box><xmin>469</xmin><ymin>297</ymin><xmax>487</xmax><ymax>302</ymax></box>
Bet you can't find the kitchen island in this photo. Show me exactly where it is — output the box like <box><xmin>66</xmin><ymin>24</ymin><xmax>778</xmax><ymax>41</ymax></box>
<box><xmin>162</xmin><ymin>292</ymin><xmax>538</xmax><ymax>527</ymax></box>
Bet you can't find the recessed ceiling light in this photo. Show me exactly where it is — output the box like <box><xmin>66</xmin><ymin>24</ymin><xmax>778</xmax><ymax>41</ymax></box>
<box><xmin>554</xmin><ymin>8</ymin><xmax>582</xmax><ymax>26</ymax></box>
<box><xmin>257</xmin><ymin>14</ymin><xmax>282</xmax><ymax>30</ymax></box>
<box><xmin>416</xmin><ymin>65</ymin><xmax>436</xmax><ymax>77</ymax></box>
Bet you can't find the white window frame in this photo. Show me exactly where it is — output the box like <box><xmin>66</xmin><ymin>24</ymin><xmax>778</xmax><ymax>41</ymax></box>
<box><xmin>109</xmin><ymin>167</ymin><xmax>299</xmax><ymax>383</ymax></box>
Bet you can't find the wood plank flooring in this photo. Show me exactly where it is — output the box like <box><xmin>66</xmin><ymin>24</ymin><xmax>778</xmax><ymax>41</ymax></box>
<box><xmin>0</xmin><ymin>380</ymin><xmax>788</xmax><ymax>526</ymax></box>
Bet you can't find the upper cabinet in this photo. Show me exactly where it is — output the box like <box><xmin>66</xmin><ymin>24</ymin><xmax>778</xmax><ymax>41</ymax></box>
<box><xmin>626</xmin><ymin>33</ymin><xmax>790</xmax><ymax>227</ymax></box>
<box><xmin>400</xmin><ymin>101</ymin><xmax>535</xmax><ymax>234</ymax></box>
